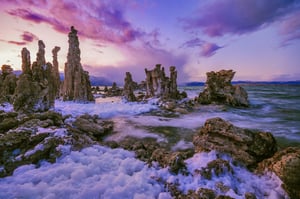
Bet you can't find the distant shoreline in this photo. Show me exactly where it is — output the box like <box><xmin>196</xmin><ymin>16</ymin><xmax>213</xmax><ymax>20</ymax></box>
<box><xmin>183</xmin><ymin>81</ymin><xmax>300</xmax><ymax>86</ymax></box>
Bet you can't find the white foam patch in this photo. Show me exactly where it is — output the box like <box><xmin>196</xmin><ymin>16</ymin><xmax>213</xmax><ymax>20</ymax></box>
<box><xmin>0</xmin><ymin>102</ymin><xmax>13</xmax><ymax>112</ymax></box>
<box><xmin>55</xmin><ymin>99</ymin><xmax>158</xmax><ymax>118</ymax></box>
<box><xmin>105</xmin><ymin>117</ymin><xmax>166</xmax><ymax>142</ymax></box>
<box><xmin>0</xmin><ymin>146</ymin><xmax>287</xmax><ymax>199</ymax></box>
<box><xmin>0</xmin><ymin>145</ymin><xmax>171</xmax><ymax>199</ymax></box>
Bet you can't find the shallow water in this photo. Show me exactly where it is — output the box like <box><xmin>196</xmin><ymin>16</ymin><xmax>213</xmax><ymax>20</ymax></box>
<box><xmin>182</xmin><ymin>85</ymin><xmax>300</xmax><ymax>144</ymax></box>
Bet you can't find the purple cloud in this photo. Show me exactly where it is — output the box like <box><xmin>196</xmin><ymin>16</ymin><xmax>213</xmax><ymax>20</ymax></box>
<box><xmin>183</xmin><ymin>0</ymin><xmax>300</xmax><ymax>37</ymax></box>
<box><xmin>21</xmin><ymin>31</ymin><xmax>38</xmax><ymax>42</ymax></box>
<box><xmin>180</xmin><ymin>38</ymin><xmax>203</xmax><ymax>48</ymax></box>
<box><xmin>181</xmin><ymin>38</ymin><xmax>223</xmax><ymax>57</ymax></box>
<box><xmin>279</xmin><ymin>10</ymin><xmax>300</xmax><ymax>46</ymax></box>
<box><xmin>200</xmin><ymin>42</ymin><xmax>223</xmax><ymax>57</ymax></box>
<box><xmin>8</xmin><ymin>9</ymin><xmax>49</xmax><ymax>23</ymax></box>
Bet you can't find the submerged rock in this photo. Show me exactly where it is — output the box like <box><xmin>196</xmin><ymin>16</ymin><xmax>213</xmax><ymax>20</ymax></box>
<box><xmin>193</xmin><ymin>117</ymin><xmax>277</xmax><ymax>167</ymax></box>
<box><xmin>61</xmin><ymin>26</ymin><xmax>94</xmax><ymax>102</ymax></box>
<box><xmin>257</xmin><ymin>147</ymin><xmax>300</xmax><ymax>199</ymax></box>
<box><xmin>198</xmin><ymin>70</ymin><xmax>249</xmax><ymax>107</ymax></box>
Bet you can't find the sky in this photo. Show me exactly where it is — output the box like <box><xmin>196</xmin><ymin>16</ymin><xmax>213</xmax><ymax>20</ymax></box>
<box><xmin>0</xmin><ymin>0</ymin><xmax>300</xmax><ymax>83</ymax></box>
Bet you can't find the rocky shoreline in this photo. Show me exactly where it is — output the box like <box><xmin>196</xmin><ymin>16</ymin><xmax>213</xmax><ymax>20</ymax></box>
<box><xmin>0</xmin><ymin>106</ymin><xmax>299</xmax><ymax>198</ymax></box>
<box><xmin>1</xmin><ymin>26</ymin><xmax>299</xmax><ymax>198</ymax></box>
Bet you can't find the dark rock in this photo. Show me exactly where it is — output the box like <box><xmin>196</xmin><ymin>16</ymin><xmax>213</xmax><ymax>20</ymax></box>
<box><xmin>123</xmin><ymin>72</ymin><xmax>136</xmax><ymax>101</ymax></box>
<box><xmin>245</xmin><ymin>192</ymin><xmax>257</xmax><ymax>199</ymax></box>
<box><xmin>52</xmin><ymin>46</ymin><xmax>61</xmax><ymax>98</ymax></box>
<box><xmin>13</xmin><ymin>41</ymin><xmax>57</xmax><ymax>113</ymax></box>
<box><xmin>193</xmin><ymin>117</ymin><xmax>277</xmax><ymax>167</ymax></box>
<box><xmin>257</xmin><ymin>147</ymin><xmax>300</xmax><ymax>199</ymax></box>
<box><xmin>72</xmin><ymin>114</ymin><xmax>113</xmax><ymax>140</ymax></box>
<box><xmin>0</xmin><ymin>65</ymin><xmax>17</xmax><ymax>103</ymax></box>
<box><xmin>198</xmin><ymin>70</ymin><xmax>249</xmax><ymax>107</ymax></box>
<box><xmin>144</xmin><ymin>64</ymin><xmax>180</xmax><ymax>99</ymax></box>
<box><xmin>199</xmin><ymin>159</ymin><xmax>232</xmax><ymax>180</ymax></box>
<box><xmin>105</xmin><ymin>82</ymin><xmax>123</xmax><ymax>97</ymax></box>
<box><xmin>21</xmin><ymin>47</ymin><xmax>31</xmax><ymax>74</ymax></box>
<box><xmin>61</xmin><ymin>26</ymin><xmax>94</xmax><ymax>102</ymax></box>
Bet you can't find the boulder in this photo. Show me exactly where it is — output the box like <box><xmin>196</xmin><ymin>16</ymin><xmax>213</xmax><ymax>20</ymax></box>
<box><xmin>61</xmin><ymin>26</ymin><xmax>94</xmax><ymax>102</ymax></box>
<box><xmin>193</xmin><ymin>117</ymin><xmax>277</xmax><ymax>167</ymax></box>
<box><xmin>71</xmin><ymin>114</ymin><xmax>113</xmax><ymax>140</ymax></box>
<box><xmin>257</xmin><ymin>147</ymin><xmax>300</xmax><ymax>199</ymax></box>
<box><xmin>198</xmin><ymin>70</ymin><xmax>249</xmax><ymax>107</ymax></box>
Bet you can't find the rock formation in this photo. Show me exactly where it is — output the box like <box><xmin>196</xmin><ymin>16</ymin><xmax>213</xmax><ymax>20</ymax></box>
<box><xmin>105</xmin><ymin>82</ymin><xmax>123</xmax><ymax>97</ymax></box>
<box><xmin>21</xmin><ymin>47</ymin><xmax>31</xmax><ymax>74</ymax></box>
<box><xmin>193</xmin><ymin>117</ymin><xmax>277</xmax><ymax>167</ymax></box>
<box><xmin>61</xmin><ymin>26</ymin><xmax>94</xmax><ymax>102</ymax></box>
<box><xmin>52</xmin><ymin>46</ymin><xmax>61</xmax><ymax>98</ymax></box>
<box><xmin>123</xmin><ymin>72</ymin><xmax>136</xmax><ymax>101</ymax></box>
<box><xmin>257</xmin><ymin>147</ymin><xmax>300</xmax><ymax>198</ymax></box>
<box><xmin>13</xmin><ymin>41</ymin><xmax>56</xmax><ymax>112</ymax></box>
<box><xmin>144</xmin><ymin>64</ymin><xmax>180</xmax><ymax>99</ymax></box>
<box><xmin>198</xmin><ymin>70</ymin><xmax>249</xmax><ymax>107</ymax></box>
<box><xmin>0</xmin><ymin>65</ymin><xmax>17</xmax><ymax>103</ymax></box>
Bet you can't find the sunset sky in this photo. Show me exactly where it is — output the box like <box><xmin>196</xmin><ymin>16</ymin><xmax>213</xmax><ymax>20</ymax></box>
<box><xmin>0</xmin><ymin>0</ymin><xmax>299</xmax><ymax>83</ymax></box>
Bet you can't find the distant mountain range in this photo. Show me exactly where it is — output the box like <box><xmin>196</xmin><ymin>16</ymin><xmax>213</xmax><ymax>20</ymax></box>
<box><xmin>13</xmin><ymin>70</ymin><xmax>113</xmax><ymax>86</ymax></box>
<box><xmin>12</xmin><ymin>70</ymin><xmax>300</xmax><ymax>86</ymax></box>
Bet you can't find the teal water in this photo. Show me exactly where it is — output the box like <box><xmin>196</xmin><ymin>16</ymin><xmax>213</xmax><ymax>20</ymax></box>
<box><xmin>181</xmin><ymin>85</ymin><xmax>300</xmax><ymax>146</ymax></box>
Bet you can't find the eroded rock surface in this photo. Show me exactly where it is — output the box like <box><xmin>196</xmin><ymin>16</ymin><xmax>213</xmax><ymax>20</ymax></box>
<box><xmin>61</xmin><ymin>26</ymin><xmax>94</xmax><ymax>102</ymax></box>
<box><xmin>198</xmin><ymin>70</ymin><xmax>249</xmax><ymax>107</ymax></box>
<box><xmin>193</xmin><ymin>117</ymin><xmax>277</xmax><ymax>167</ymax></box>
<box><xmin>13</xmin><ymin>41</ymin><xmax>56</xmax><ymax>113</ymax></box>
<box><xmin>257</xmin><ymin>147</ymin><xmax>300</xmax><ymax>199</ymax></box>
<box><xmin>123</xmin><ymin>72</ymin><xmax>137</xmax><ymax>101</ymax></box>
<box><xmin>52</xmin><ymin>46</ymin><xmax>61</xmax><ymax>98</ymax></box>
<box><xmin>0</xmin><ymin>65</ymin><xmax>17</xmax><ymax>103</ymax></box>
<box><xmin>144</xmin><ymin>64</ymin><xmax>180</xmax><ymax>99</ymax></box>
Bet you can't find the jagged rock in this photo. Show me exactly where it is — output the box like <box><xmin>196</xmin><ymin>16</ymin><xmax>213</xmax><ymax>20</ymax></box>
<box><xmin>61</xmin><ymin>26</ymin><xmax>94</xmax><ymax>102</ymax></box>
<box><xmin>71</xmin><ymin>114</ymin><xmax>113</xmax><ymax>141</ymax></box>
<box><xmin>105</xmin><ymin>82</ymin><xmax>123</xmax><ymax>97</ymax></box>
<box><xmin>150</xmin><ymin>148</ymin><xmax>191</xmax><ymax>174</ymax></box>
<box><xmin>52</xmin><ymin>46</ymin><xmax>61</xmax><ymax>98</ymax></box>
<box><xmin>123</xmin><ymin>72</ymin><xmax>136</xmax><ymax>101</ymax></box>
<box><xmin>0</xmin><ymin>112</ymin><xmax>18</xmax><ymax>133</ymax></box>
<box><xmin>14</xmin><ymin>41</ymin><xmax>56</xmax><ymax>112</ymax></box>
<box><xmin>257</xmin><ymin>147</ymin><xmax>300</xmax><ymax>199</ymax></box>
<box><xmin>199</xmin><ymin>159</ymin><xmax>232</xmax><ymax>180</ymax></box>
<box><xmin>144</xmin><ymin>64</ymin><xmax>180</xmax><ymax>99</ymax></box>
<box><xmin>0</xmin><ymin>129</ymin><xmax>64</xmax><ymax>177</ymax></box>
<box><xmin>21</xmin><ymin>47</ymin><xmax>31</xmax><ymax>74</ymax></box>
<box><xmin>0</xmin><ymin>65</ymin><xmax>17</xmax><ymax>103</ymax></box>
<box><xmin>193</xmin><ymin>117</ymin><xmax>277</xmax><ymax>167</ymax></box>
<box><xmin>198</xmin><ymin>70</ymin><xmax>249</xmax><ymax>107</ymax></box>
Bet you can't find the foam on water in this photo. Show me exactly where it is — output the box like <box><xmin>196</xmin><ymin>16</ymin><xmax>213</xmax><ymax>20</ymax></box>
<box><xmin>54</xmin><ymin>98</ymin><xmax>158</xmax><ymax>118</ymax></box>
<box><xmin>0</xmin><ymin>146</ymin><xmax>287</xmax><ymax>199</ymax></box>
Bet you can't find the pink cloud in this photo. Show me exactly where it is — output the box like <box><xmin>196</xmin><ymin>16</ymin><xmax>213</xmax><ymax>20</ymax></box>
<box><xmin>8</xmin><ymin>41</ymin><xmax>27</xmax><ymax>46</ymax></box>
<box><xmin>6</xmin><ymin>1</ymin><xmax>144</xmax><ymax>44</ymax></box>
